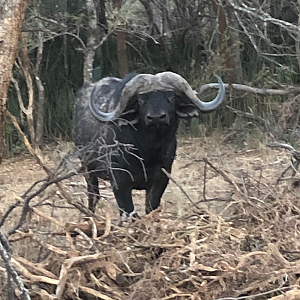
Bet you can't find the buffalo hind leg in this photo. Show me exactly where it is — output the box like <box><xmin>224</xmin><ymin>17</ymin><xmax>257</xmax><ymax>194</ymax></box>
<box><xmin>85</xmin><ymin>173</ymin><xmax>100</xmax><ymax>212</ymax></box>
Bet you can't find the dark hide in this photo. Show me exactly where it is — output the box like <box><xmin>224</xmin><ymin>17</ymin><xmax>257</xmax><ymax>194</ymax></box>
<box><xmin>73</xmin><ymin>77</ymin><xmax>179</xmax><ymax>217</ymax></box>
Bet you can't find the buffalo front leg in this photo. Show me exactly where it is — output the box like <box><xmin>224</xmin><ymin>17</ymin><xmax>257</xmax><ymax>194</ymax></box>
<box><xmin>85</xmin><ymin>173</ymin><xmax>100</xmax><ymax>212</ymax></box>
<box><xmin>112</xmin><ymin>186</ymin><xmax>140</xmax><ymax>219</ymax></box>
<box><xmin>145</xmin><ymin>171</ymin><xmax>169</xmax><ymax>214</ymax></box>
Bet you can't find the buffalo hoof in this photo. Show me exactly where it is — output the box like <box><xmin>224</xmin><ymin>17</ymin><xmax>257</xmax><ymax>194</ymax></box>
<box><xmin>119</xmin><ymin>210</ymin><xmax>140</xmax><ymax>226</ymax></box>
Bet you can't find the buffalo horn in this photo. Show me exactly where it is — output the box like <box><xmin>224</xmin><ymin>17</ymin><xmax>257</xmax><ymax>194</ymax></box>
<box><xmin>89</xmin><ymin>72</ymin><xmax>225</xmax><ymax>121</ymax></box>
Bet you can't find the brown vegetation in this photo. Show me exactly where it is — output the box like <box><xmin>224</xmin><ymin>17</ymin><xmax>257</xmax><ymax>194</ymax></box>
<box><xmin>1</xmin><ymin>135</ymin><xmax>300</xmax><ymax>299</ymax></box>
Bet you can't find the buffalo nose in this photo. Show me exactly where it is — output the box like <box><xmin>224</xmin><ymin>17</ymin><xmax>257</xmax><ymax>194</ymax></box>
<box><xmin>146</xmin><ymin>112</ymin><xmax>167</xmax><ymax>124</ymax></box>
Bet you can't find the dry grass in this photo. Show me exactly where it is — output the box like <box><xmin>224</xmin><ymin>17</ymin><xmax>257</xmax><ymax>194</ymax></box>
<box><xmin>1</xmin><ymin>134</ymin><xmax>300</xmax><ymax>299</ymax></box>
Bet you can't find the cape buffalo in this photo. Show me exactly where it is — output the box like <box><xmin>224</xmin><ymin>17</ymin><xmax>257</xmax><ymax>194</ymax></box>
<box><xmin>73</xmin><ymin>72</ymin><xmax>225</xmax><ymax>219</ymax></box>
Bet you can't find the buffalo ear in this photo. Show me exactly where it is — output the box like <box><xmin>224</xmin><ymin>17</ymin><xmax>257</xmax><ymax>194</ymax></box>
<box><xmin>176</xmin><ymin>104</ymin><xmax>199</xmax><ymax>118</ymax></box>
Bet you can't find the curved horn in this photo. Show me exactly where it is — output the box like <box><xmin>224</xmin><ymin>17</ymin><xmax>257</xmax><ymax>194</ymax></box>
<box><xmin>153</xmin><ymin>72</ymin><xmax>225</xmax><ymax>112</ymax></box>
<box><xmin>89</xmin><ymin>74</ymin><xmax>156</xmax><ymax>122</ymax></box>
<box><xmin>89</xmin><ymin>72</ymin><xmax>225</xmax><ymax>122</ymax></box>
<box><xmin>118</xmin><ymin>72</ymin><xmax>225</xmax><ymax>113</ymax></box>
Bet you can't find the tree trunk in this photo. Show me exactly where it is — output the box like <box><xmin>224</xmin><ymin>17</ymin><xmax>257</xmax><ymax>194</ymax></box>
<box><xmin>113</xmin><ymin>0</ymin><xmax>129</xmax><ymax>78</ymax></box>
<box><xmin>0</xmin><ymin>0</ymin><xmax>28</xmax><ymax>164</ymax></box>
<box><xmin>83</xmin><ymin>0</ymin><xmax>98</xmax><ymax>84</ymax></box>
<box><xmin>296</xmin><ymin>1</ymin><xmax>300</xmax><ymax>73</ymax></box>
<box><xmin>18</xmin><ymin>33</ymin><xmax>37</xmax><ymax>148</ymax></box>
<box><xmin>34</xmin><ymin>31</ymin><xmax>46</xmax><ymax>146</ymax></box>
<box><xmin>211</xmin><ymin>0</ymin><xmax>242</xmax><ymax>83</ymax></box>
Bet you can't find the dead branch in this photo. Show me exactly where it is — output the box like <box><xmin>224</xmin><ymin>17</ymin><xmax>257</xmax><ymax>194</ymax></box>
<box><xmin>11</xmin><ymin>257</ymin><xmax>59</xmax><ymax>286</ymax></box>
<box><xmin>79</xmin><ymin>286</ymin><xmax>120</xmax><ymax>300</ymax></box>
<box><xmin>0</xmin><ymin>231</ymin><xmax>31</xmax><ymax>300</ymax></box>
<box><xmin>227</xmin><ymin>106</ymin><xmax>270</xmax><ymax>129</ymax></box>
<box><xmin>161</xmin><ymin>168</ymin><xmax>201</xmax><ymax>210</ymax></box>
<box><xmin>56</xmin><ymin>253</ymin><xmax>105</xmax><ymax>298</ymax></box>
<box><xmin>4</xmin><ymin>110</ymin><xmax>95</xmax><ymax>235</ymax></box>
<box><xmin>64</xmin><ymin>219</ymin><xmax>109</xmax><ymax>237</ymax></box>
<box><xmin>12</xmin><ymin>255</ymin><xmax>58</xmax><ymax>279</ymax></box>
<box><xmin>198</xmin><ymin>82</ymin><xmax>300</xmax><ymax>96</ymax></box>
<box><xmin>268</xmin><ymin>288</ymin><xmax>300</xmax><ymax>300</ymax></box>
<box><xmin>203</xmin><ymin>158</ymin><xmax>244</xmax><ymax>196</ymax></box>
<box><xmin>9</xmin><ymin>230</ymin><xmax>69</xmax><ymax>257</ymax></box>
<box><xmin>267</xmin><ymin>142</ymin><xmax>300</xmax><ymax>160</ymax></box>
<box><xmin>267</xmin><ymin>142</ymin><xmax>300</xmax><ymax>184</ymax></box>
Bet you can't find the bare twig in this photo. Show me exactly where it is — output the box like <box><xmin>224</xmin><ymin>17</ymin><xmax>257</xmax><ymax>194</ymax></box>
<box><xmin>161</xmin><ymin>168</ymin><xmax>201</xmax><ymax>210</ymax></box>
<box><xmin>227</xmin><ymin>106</ymin><xmax>270</xmax><ymax>129</ymax></box>
<box><xmin>4</xmin><ymin>110</ymin><xmax>96</xmax><ymax>235</ymax></box>
<box><xmin>203</xmin><ymin>158</ymin><xmax>244</xmax><ymax>196</ymax></box>
<box><xmin>267</xmin><ymin>142</ymin><xmax>300</xmax><ymax>184</ymax></box>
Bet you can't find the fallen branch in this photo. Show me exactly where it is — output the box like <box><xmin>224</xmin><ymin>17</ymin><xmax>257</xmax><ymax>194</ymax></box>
<box><xmin>198</xmin><ymin>82</ymin><xmax>300</xmax><ymax>96</ymax></box>
<box><xmin>56</xmin><ymin>253</ymin><xmax>106</xmax><ymax>298</ymax></box>
<box><xmin>267</xmin><ymin>142</ymin><xmax>300</xmax><ymax>160</ymax></box>
<box><xmin>12</xmin><ymin>255</ymin><xmax>58</xmax><ymax>279</ymax></box>
<box><xmin>268</xmin><ymin>288</ymin><xmax>300</xmax><ymax>300</ymax></box>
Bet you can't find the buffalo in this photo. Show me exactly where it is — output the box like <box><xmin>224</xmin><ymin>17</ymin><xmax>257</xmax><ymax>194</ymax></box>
<box><xmin>73</xmin><ymin>72</ymin><xmax>225</xmax><ymax>219</ymax></box>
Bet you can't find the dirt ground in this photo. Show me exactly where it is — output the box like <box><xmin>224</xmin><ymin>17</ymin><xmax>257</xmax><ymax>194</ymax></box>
<box><xmin>1</xmin><ymin>134</ymin><xmax>300</xmax><ymax>299</ymax></box>
<box><xmin>0</xmin><ymin>134</ymin><xmax>287</xmax><ymax>220</ymax></box>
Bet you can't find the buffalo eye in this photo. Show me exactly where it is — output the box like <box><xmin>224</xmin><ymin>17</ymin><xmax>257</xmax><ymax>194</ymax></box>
<box><xmin>167</xmin><ymin>95</ymin><xmax>175</xmax><ymax>104</ymax></box>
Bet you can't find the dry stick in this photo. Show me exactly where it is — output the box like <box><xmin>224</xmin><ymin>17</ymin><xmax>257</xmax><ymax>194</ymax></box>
<box><xmin>11</xmin><ymin>253</ymin><xmax>120</xmax><ymax>300</ymax></box>
<box><xmin>4</xmin><ymin>165</ymin><xmax>81</xmax><ymax>224</ymax></box>
<box><xmin>13</xmin><ymin>193</ymin><xmax>65</xmax><ymax>228</ymax></box>
<box><xmin>213</xmin><ymin>286</ymin><xmax>299</xmax><ymax>300</ymax></box>
<box><xmin>203</xmin><ymin>159</ymin><xmax>207</xmax><ymax>201</ymax></box>
<box><xmin>0</xmin><ymin>231</ymin><xmax>31</xmax><ymax>300</ymax></box>
<box><xmin>5</xmin><ymin>111</ymin><xmax>96</xmax><ymax>236</ymax></box>
<box><xmin>198</xmin><ymin>82</ymin><xmax>300</xmax><ymax>96</ymax></box>
<box><xmin>100</xmin><ymin>211</ymin><xmax>112</xmax><ymax>239</ymax></box>
<box><xmin>267</xmin><ymin>142</ymin><xmax>300</xmax><ymax>184</ymax></box>
<box><xmin>161</xmin><ymin>168</ymin><xmax>201</xmax><ymax>210</ymax></box>
<box><xmin>11</xmin><ymin>258</ymin><xmax>59</xmax><ymax>286</ymax></box>
<box><xmin>12</xmin><ymin>255</ymin><xmax>58</xmax><ymax>279</ymax></box>
<box><xmin>56</xmin><ymin>253</ymin><xmax>105</xmax><ymax>298</ymax></box>
<box><xmin>202</xmin><ymin>158</ymin><xmax>244</xmax><ymax>196</ymax></box>
<box><xmin>79</xmin><ymin>286</ymin><xmax>118</xmax><ymax>300</ymax></box>
<box><xmin>227</xmin><ymin>105</ymin><xmax>270</xmax><ymax>129</ymax></box>
<box><xmin>9</xmin><ymin>230</ymin><xmax>69</xmax><ymax>257</ymax></box>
